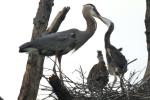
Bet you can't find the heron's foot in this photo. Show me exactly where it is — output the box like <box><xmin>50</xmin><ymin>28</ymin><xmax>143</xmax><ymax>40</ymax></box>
<box><xmin>59</xmin><ymin>70</ymin><xmax>64</xmax><ymax>86</ymax></box>
<box><xmin>53</xmin><ymin>62</ymin><xmax>57</xmax><ymax>75</ymax></box>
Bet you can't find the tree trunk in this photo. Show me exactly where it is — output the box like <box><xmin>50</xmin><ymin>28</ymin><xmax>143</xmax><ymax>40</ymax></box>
<box><xmin>138</xmin><ymin>0</ymin><xmax>150</xmax><ymax>98</ymax></box>
<box><xmin>18</xmin><ymin>0</ymin><xmax>54</xmax><ymax>100</ymax></box>
<box><xmin>143</xmin><ymin>0</ymin><xmax>150</xmax><ymax>81</ymax></box>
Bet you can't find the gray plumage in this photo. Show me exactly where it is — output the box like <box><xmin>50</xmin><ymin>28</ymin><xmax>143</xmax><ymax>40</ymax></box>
<box><xmin>19</xmin><ymin>4</ymin><xmax>101</xmax><ymax>55</ymax></box>
<box><xmin>20</xmin><ymin>29</ymin><xmax>78</xmax><ymax>55</ymax></box>
<box><xmin>98</xmin><ymin>15</ymin><xmax>127</xmax><ymax>88</ymax></box>
<box><xmin>19</xmin><ymin>4</ymin><xmax>102</xmax><ymax>82</ymax></box>
<box><xmin>87</xmin><ymin>50</ymin><xmax>109</xmax><ymax>93</ymax></box>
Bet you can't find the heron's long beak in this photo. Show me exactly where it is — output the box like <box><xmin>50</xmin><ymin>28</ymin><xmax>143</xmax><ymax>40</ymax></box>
<box><xmin>93</xmin><ymin>9</ymin><xmax>107</xmax><ymax>24</ymax></box>
<box><xmin>97</xmin><ymin>14</ymin><xmax>105</xmax><ymax>24</ymax></box>
<box><xmin>97</xmin><ymin>14</ymin><xmax>112</xmax><ymax>27</ymax></box>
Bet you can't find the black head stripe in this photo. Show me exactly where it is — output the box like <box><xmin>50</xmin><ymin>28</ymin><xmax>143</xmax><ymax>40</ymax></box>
<box><xmin>94</xmin><ymin>7</ymin><xmax>100</xmax><ymax>15</ymax></box>
<box><xmin>86</xmin><ymin>3</ymin><xmax>95</xmax><ymax>8</ymax></box>
<box><xmin>86</xmin><ymin>4</ymin><xmax>100</xmax><ymax>15</ymax></box>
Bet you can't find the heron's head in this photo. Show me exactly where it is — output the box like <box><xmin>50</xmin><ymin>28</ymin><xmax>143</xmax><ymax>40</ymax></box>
<box><xmin>83</xmin><ymin>4</ymin><xmax>101</xmax><ymax>18</ymax></box>
<box><xmin>97</xmin><ymin>50</ymin><xmax>102</xmax><ymax>56</ymax></box>
<box><xmin>97</xmin><ymin>50</ymin><xmax>104</xmax><ymax>61</ymax></box>
<box><xmin>83</xmin><ymin>4</ymin><xmax>112</xmax><ymax>27</ymax></box>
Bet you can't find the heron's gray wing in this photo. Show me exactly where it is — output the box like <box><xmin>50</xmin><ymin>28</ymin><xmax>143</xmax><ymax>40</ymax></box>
<box><xmin>29</xmin><ymin>32</ymin><xmax>76</xmax><ymax>50</ymax></box>
<box><xmin>19</xmin><ymin>29</ymin><xmax>77</xmax><ymax>53</ymax></box>
<box><xmin>88</xmin><ymin>64</ymin><xmax>105</xmax><ymax>80</ymax></box>
<box><xmin>109</xmin><ymin>46</ymin><xmax>127</xmax><ymax>68</ymax></box>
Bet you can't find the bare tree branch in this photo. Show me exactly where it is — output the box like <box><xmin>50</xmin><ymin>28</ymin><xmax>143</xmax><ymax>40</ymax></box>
<box><xmin>49</xmin><ymin>74</ymin><xmax>73</xmax><ymax>100</ymax></box>
<box><xmin>47</xmin><ymin>7</ymin><xmax>70</xmax><ymax>33</ymax></box>
<box><xmin>18</xmin><ymin>0</ymin><xmax>70</xmax><ymax>99</ymax></box>
<box><xmin>18</xmin><ymin>0</ymin><xmax>54</xmax><ymax>100</ymax></box>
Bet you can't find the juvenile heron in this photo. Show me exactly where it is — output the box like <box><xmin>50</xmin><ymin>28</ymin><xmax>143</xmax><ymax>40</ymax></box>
<box><xmin>87</xmin><ymin>50</ymin><xmax>109</xmax><ymax>95</ymax></box>
<box><xmin>98</xmin><ymin>15</ymin><xmax>127</xmax><ymax>89</ymax></box>
<box><xmin>19</xmin><ymin>4</ymin><xmax>102</xmax><ymax>83</ymax></box>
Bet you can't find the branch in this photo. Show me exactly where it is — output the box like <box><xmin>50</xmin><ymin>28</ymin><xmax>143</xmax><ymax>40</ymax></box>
<box><xmin>42</xmin><ymin>6</ymin><xmax>70</xmax><ymax>36</ymax></box>
<box><xmin>0</xmin><ymin>96</ymin><xmax>3</xmax><ymax>100</ymax></box>
<box><xmin>47</xmin><ymin>7</ymin><xmax>70</xmax><ymax>33</ymax></box>
<box><xmin>49</xmin><ymin>74</ymin><xmax>73</xmax><ymax>100</ymax></box>
<box><xmin>18</xmin><ymin>3</ymin><xmax>70</xmax><ymax>100</ymax></box>
<box><xmin>127</xmin><ymin>58</ymin><xmax>137</xmax><ymax>65</ymax></box>
<box><xmin>18</xmin><ymin>0</ymin><xmax>54</xmax><ymax>100</ymax></box>
<box><xmin>143</xmin><ymin>0</ymin><xmax>150</xmax><ymax>81</ymax></box>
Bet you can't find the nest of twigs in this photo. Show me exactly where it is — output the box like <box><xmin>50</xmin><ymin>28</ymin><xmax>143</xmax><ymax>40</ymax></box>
<box><xmin>38</xmin><ymin>62</ymin><xmax>150</xmax><ymax>100</ymax></box>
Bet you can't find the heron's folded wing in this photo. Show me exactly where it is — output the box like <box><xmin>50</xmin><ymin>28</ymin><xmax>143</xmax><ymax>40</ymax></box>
<box><xmin>109</xmin><ymin>47</ymin><xmax>127</xmax><ymax>68</ymax></box>
<box><xmin>28</xmin><ymin>32</ymin><xmax>76</xmax><ymax>50</ymax></box>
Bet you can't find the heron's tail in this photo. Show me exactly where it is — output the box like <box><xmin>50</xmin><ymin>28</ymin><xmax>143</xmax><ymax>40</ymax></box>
<box><xmin>19</xmin><ymin>42</ymin><xmax>31</xmax><ymax>53</ymax></box>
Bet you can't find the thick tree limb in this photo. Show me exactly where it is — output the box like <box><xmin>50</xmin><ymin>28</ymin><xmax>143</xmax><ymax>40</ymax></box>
<box><xmin>49</xmin><ymin>74</ymin><xmax>97</xmax><ymax>100</ymax></box>
<box><xmin>139</xmin><ymin>0</ymin><xmax>150</xmax><ymax>98</ymax></box>
<box><xmin>0</xmin><ymin>96</ymin><xmax>3</xmax><ymax>100</ymax></box>
<box><xmin>18</xmin><ymin>0</ymin><xmax>54</xmax><ymax>100</ymax></box>
<box><xmin>42</xmin><ymin>6</ymin><xmax>70</xmax><ymax>36</ymax></box>
<box><xmin>143</xmin><ymin>0</ymin><xmax>150</xmax><ymax>81</ymax></box>
<box><xmin>49</xmin><ymin>74</ymin><xmax>73</xmax><ymax>100</ymax></box>
<box><xmin>47</xmin><ymin>7</ymin><xmax>70</xmax><ymax>33</ymax></box>
<box><xmin>18</xmin><ymin>0</ymin><xmax>70</xmax><ymax>99</ymax></box>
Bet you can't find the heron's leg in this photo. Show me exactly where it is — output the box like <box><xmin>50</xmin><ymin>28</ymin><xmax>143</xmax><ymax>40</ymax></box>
<box><xmin>58</xmin><ymin>55</ymin><xmax>64</xmax><ymax>85</ymax></box>
<box><xmin>53</xmin><ymin>56</ymin><xmax>57</xmax><ymax>75</ymax></box>
<box><xmin>112</xmin><ymin>73</ymin><xmax>117</xmax><ymax>88</ymax></box>
<box><xmin>119</xmin><ymin>74</ymin><xmax>125</xmax><ymax>92</ymax></box>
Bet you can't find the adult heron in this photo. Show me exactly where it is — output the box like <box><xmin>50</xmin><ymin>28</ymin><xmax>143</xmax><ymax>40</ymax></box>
<box><xmin>87</xmin><ymin>50</ymin><xmax>108</xmax><ymax>95</ymax></box>
<box><xmin>98</xmin><ymin>15</ymin><xmax>127</xmax><ymax>89</ymax></box>
<box><xmin>19</xmin><ymin>4</ymin><xmax>102</xmax><ymax>83</ymax></box>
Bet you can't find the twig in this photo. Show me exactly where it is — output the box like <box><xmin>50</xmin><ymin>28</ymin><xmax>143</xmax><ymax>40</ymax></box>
<box><xmin>127</xmin><ymin>58</ymin><xmax>137</xmax><ymax>65</ymax></box>
<box><xmin>41</xmin><ymin>63</ymin><xmax>149</xmax><ymax>100</ymax></box>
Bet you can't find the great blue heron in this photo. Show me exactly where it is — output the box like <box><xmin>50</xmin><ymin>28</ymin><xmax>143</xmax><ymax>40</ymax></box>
<box><xmin>19</xmin><ymin>4</ymin><xmax>102</xmax><ymax>83</ymax></box>
<box><xmin>87</xmin><ymin>50</ymin><xmax>109</xmax><ymax>95</ymax></box>
<box><xmin>98</xmin><ymin>15</ymin><xmax>127</xmax><ymax>89</ymax></box>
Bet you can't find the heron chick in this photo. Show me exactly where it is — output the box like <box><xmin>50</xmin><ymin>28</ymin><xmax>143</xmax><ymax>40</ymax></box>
<box><xmin>87</xmin><ymin>50</ymin><xmax>109</xmax><ymax>95</ymax></box>
<box><xmin>98</xmin><ymin>14</ymin><xmax>127</xmax><ymax>90</ymax></box>
<box><xmin>19</xmin><ymin>4</ymin><xmax>103</xmax><ymax>84</ymax></box>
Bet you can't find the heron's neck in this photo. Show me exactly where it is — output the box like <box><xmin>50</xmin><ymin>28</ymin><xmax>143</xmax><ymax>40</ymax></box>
<box><xmin>98</xmin><ymin>56</ymin><xmax>104</xmax><ymax>62</ymax></box>
<box><xmin>84</xmin><ymin>14</ymin><xmax>97</xmax><ymax>37</ymax></box>
<box><xmin>101</xmin><ymin>17</ymin><xmax>114</xmax><ymax>48</ymax></box>
<box><xmin>98</xmin><ymin>56</ymin><xmax>106</xmax><ymax>66</ymax></box>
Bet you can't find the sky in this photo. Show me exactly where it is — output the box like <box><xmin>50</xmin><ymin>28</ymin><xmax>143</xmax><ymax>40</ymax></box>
<box><xmin>0</xmin><ymin>0</ymin><xmax>146</xmax><ymax>100</ymax></box>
